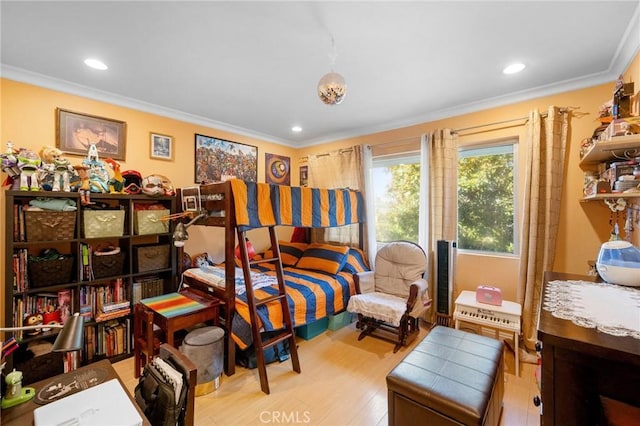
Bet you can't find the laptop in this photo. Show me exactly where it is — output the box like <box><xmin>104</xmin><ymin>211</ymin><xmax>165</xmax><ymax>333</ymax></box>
<box><xmin>34</xmin><ymin>378</ymin><xmax>143</xmax><ymax>426</ymax></box>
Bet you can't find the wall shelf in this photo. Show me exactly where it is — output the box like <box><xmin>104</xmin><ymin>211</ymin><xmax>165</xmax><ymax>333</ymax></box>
<box><xmin>579</xmin><ymin>134</ymin><xmax>640</xmax><ymax>168</ymax></box>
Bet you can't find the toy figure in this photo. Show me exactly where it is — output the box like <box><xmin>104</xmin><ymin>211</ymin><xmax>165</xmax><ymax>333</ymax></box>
<box><xmin>82</xmin><ymin>144</ymin><xmax>109</xmax><ymax>193</ymax></box>
<box><xmin>1</xmin><ymin>141</ymin><xmax>21</xmax><ymax>190</ymax></box>
<box><xmin>24</xmin><ymin>313</ymin><xmax>43</xmax><ymax>335</ymax></box>
<box><xmin>17</xmin><ymin>148</ymin><xmax>41</xmax><ymax>191</ymax></box>
<box><xmin>104</xmin><ymin>158</ymin><xmax>125</xmax><ymax>193</ymax></box>
<box><xmin>40</xmin><ymin>146</ymin><xmax>75</xmax><ymax>192</ymax></box>
<box><xmin>73</xmin><ymin>164</ymin><xmax>93</xmax><ymax>205</ymax></box>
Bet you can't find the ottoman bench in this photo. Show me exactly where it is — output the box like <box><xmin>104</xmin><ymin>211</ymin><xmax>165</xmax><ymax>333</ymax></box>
<box><xmin>386</xmin><ymin>326</ymin><xmax>504</xmax><ymax>425</ymax></box>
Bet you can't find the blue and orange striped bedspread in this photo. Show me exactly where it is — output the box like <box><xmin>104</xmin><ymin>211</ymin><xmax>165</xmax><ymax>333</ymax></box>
<box><xmin>231</xmin><ymin>264</ymin><xmax>356</xmax><ymax>349</ymax></box>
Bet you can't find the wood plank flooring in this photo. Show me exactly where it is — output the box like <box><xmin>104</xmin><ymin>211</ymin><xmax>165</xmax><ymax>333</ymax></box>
<box><xmin>113</xmin><ymin>322</ymin><xmax>541</xmax><ymax>426</ymax></box>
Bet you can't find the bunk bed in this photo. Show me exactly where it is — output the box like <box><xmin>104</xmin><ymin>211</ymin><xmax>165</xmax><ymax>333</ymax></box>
<box><xmin>175</xmin><ymin>179</ymin><xmax>366</xmax><ymax>392</ymax></box>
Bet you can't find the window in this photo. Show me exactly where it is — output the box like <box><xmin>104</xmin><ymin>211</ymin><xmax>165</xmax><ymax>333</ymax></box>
<box><xmin>371</xmin><ymin>154</ymin><xmax>421</xmax><ymax>246</ymax></box>
<box><xmin>457</xmin><ymin>142</ymin><xmax>517</xmax><ymax>254</ymax></box>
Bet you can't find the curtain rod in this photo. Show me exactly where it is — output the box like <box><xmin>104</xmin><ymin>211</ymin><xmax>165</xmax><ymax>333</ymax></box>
<box><xmin>452</xmin><ymin>116</ymin><xmax>528</xmax><ymax>135</ymax></box>
<box><xmin>452</xmin><ymin>107</ymin><xmax>577</xmax><ymax>135</ymax></box>
<box><xmin>300</xmin><ymin>147</ymin><xmax>353</xmax><ymax>161</ymax></box>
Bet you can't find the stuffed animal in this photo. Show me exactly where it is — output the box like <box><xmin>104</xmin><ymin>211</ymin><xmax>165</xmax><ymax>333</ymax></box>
<box><xmin>40</xmin><ymin>146</ymin><xmax>76</xmax><ymax>192</ymax></box>
<box><xmin>24</xmin><ymin>313</ymin><xmax>43</xmax><ymax>335</ymax></box>
<box><xmin>104</xmin><ymin>158</ymin><xmax>125</xmax><ymax>193</ymax></box>
<box><xmin>1</xmin><ymin>141</ymin><xmax>21</xmax><ymax>190</ymax></box>
<box><xmin>17</xmin><ymin>148</ymin><xmax>41</xmax><ymax>191</ymax></box>
<box><xmin>73</xmin><ymin>164</ymin><xmax>93</xmax><ymax>205</ymax></box>
<box><xmin>82</xmin><ymin>144</ymin><xmax>109</xmax><ymax>193</ymax></box>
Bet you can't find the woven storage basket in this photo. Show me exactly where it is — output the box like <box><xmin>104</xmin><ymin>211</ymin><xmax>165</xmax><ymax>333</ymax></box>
<box><xmin>135</xmin><ymin>209</ymin><xmax>170</xmax><ymax>235</ymax></box>
<box><xmin>83</xmin><ymin>210</ymin><xmax>125</xmax><ymax>238</ymax></box>
<box><xmin>28</xmin><ymin>256</ymin><xmax>75</xmax><ymax>288</ymax></box>
<box><xmin>135</xmin><ymin>244</ymin><xmax>170</xmax><ymax>272</ymax></box>
<box><xmin>24</xmin><ymin>210</ymin><xmax>76</xmax><ymax>242</ymax></box>
<box><xmin>92</xmin><ymin>251</ymin><xmax>126</xmax><ymax>279</ymax></box>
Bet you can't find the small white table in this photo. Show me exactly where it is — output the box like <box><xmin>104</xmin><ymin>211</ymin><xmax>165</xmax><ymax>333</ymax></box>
<box><xmin>453</xmin><ymin>290</ymin><xmax>522</xmax><ymax>376</ymax></box>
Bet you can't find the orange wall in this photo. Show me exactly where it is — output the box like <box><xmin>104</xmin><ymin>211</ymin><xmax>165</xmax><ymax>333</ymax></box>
<box><xmin>0</xmin><ymin>79</ymin><xmax>296</xmax><ymax>324</ymax></box>
<box><xmin>299</xmin><ymin>52</ymin><xmax>640</xmax><ymax>302</ymax></box>
<box><xmin>2</xmin><ymin>50</ymin><xmax>639</xmax><ymax>322</ymax></box>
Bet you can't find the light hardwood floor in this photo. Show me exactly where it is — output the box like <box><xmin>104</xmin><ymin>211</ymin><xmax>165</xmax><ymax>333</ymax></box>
<box><xmin>113</xmin><ymin>322</ymin><xmax>541</xmax><ymax>426</ymax></box>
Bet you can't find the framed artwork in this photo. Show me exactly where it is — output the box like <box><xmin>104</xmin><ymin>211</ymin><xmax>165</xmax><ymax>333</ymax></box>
<box><xmin>56</xmin><ymin>108</ymin><xmax>126</xmax><ymax>160</ymax></box>
<box><xmin>265</xmin><ymin>153</ymin><xmax>291</xmax><ymax>185</ymax></box>
<box><xmin>300</xmin><ymin>165</ymin><xmax>309</xmax><ymax>187</ymax></box>
<box><xmin>194</xmin><ymin>134</ymin><xmax>258</xmax><ymax>183</ymax></box>
<box><xmin>150</xmin><ymin>132</ymin><xmax>173</xmax><ymax>160</ymax></box>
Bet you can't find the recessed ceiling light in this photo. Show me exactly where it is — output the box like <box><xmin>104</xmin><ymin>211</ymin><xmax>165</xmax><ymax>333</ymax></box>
<box><xmin>291</xmin><ymin>126</ymin><xmax>302</xmax><ymax>132</ymax></box>
<box><xmin>84</xmin><ymin>58</ymin><xmax>108</xmax><ymax>70</ymax></box>
<box><xmin>503</xmin><ymin>63</ymin><xmax>525</xmax><ymax>75</ymax></box>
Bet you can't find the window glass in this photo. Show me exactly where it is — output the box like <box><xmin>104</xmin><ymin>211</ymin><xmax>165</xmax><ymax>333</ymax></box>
<box><xmin>458</xmin><ymin>142</ymin><xmax>517</xmax><ymax>254</ymax></box>
<box><xmin>371</xmin><ymin>154</ymin><xmax>420</xmax><ymax>246</ymax></box>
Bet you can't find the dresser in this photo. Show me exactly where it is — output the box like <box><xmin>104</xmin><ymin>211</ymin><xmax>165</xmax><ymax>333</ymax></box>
<box><xmin>537</xmin><ymin>271</ymin><xmax>640</xmax><ymax>425</ymax></box>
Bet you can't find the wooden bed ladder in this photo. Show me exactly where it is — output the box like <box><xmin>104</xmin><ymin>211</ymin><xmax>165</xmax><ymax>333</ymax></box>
<box><xmin>236</xmin><ymin>226</ymin><xmax>301</xmax><ymax>394</ymax></box>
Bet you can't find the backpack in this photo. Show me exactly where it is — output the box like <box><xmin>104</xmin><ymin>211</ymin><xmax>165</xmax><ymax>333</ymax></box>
<box><xmin>135</xmin><ymin>358</ymin><xmax>188</xmax><ymax>426</ymax></box>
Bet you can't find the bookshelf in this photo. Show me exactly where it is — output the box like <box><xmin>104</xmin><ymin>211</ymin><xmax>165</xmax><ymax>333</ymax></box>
<box><xmin>3</xmin><ymin>190</ymin><xmax>176</xmax><ymax>374</ymax></box>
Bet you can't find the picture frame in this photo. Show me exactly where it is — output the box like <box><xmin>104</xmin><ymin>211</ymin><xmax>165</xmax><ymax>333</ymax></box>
<box><xmin>300</xmin><ymin>165</ymin><xmax>309</xmax><ymax>187</ymax></box>
<box><xmin>56</xmin><ymin>108</ymin><xmax>126</xmax><ymax>160</ymax></box>
<box><xmin>194</xmin><ymin>134</ymin><xmax>258</xmax><ymax>183</ymax></box>
<box><xmin>150</xmin><ymin>132</ymin><xmax>173</xmax><ymax>160</ymax></box>
<box><xmin>265</xmin><ymin>153</ymin><xmax>291</xmax><ymax>185</ymax></box>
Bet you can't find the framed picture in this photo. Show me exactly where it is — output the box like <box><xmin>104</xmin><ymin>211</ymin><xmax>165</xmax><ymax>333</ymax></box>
<box><xmin>266</xmin><ymin>153</ymin><xmax>291</xmax><ymax>185</ymax></box>
<box><xmin>56</xmin><ymin>108</ymin><xmax>126</xmax><ymax>160</ymax></box>
<box><xmin>150</xmin><ymin>132</ymin><xmax>173</xmax><ymax>160</ymax></box>
<box><xmin>300</xmin><ymin>165</ymin><xmax>308</xmax><ymax>187</ymax></box>
<box><xmin>195</xmin><ymin>134</ymin><xmax>258</xmax><ymax>183</ymax></box>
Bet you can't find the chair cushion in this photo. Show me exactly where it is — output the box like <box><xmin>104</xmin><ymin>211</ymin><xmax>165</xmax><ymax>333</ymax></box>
<box><xmin>374</xmin><ymin>242</ymin><xmax>426</xmax><ymax>298</ymax></box>
<box><xmin>347</xmin><ymin>291</ymin><xmax>406</xmax><ymax>326</ymax></box>
<box><xmin>296</xmin><ymin>243</ymin><xmax>349</xmax><ymax>274</ymax></box>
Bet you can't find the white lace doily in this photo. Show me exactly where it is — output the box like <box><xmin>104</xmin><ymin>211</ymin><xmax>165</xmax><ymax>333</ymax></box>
<box><xmin>543</xmin><ymin>280</ymin><xmax>640</xmax><ymax>339</ymax></box>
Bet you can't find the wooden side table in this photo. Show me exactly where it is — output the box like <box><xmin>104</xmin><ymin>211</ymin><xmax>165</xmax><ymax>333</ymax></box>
<box><xmin>140</xmin><ymin>288</ymin><xmax>220</xmax><ymax>347</ymax></box>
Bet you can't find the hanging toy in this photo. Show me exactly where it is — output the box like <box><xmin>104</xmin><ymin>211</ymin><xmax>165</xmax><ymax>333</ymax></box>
<box><xmin>624</xmin><ymin>208</ymin><xmax>634</xmax><ymax>241</ymax></box>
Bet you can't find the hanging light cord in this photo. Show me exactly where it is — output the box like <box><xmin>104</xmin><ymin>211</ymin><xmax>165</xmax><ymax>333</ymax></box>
<box><xmin>328</xmin><ymin>35</ymin><xmax>337</xmax><ymax>71</ymax></box>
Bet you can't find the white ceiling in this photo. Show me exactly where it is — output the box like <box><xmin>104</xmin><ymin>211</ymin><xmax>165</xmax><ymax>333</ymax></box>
<box><xmin>2</xmin><ymin>1</ymin><xmax>639</xmax><ymax>147</ymax></box>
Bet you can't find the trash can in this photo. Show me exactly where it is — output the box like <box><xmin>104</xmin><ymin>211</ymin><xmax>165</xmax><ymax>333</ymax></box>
<box><xmin>180</xmin><ymin>326</ymin><xmax>224</xmax><ymax>396</ymax></box>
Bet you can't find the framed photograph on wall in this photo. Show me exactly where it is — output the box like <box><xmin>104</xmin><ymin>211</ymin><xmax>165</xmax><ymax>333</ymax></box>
<box><xmin>150</xmin><ymin>132</ymin><xmax>173</xmax><ymax>160</ymax></box>
<box><xmin>300</xmin><ymin>165</ymin><xmax>308</xmax><ymax>187</ymax></box>
<box><xmin>265</xmin><ymin>153</ymin><xmax>290</xmax><ymax>185</ymax></box>
<box><xmin>56</xmin><ymin>108</ymin><xmax>126</xmax><ymax>160</ymax></box>
<box><xmin>194</xmin><ymin>134</ymin><xmax>258</xmax><ymax>183</ymax></box>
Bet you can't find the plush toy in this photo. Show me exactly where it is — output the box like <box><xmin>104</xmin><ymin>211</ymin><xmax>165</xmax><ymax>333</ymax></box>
<box><xmin>1</xmin><ymin>141</ymin><xmax>21</xmax><ymax>190</ymax></box>
<box><xmin>40</xmin><ymin>146</ymin><xmax>76</xmax><ymax>192</ymax></box>
<box><xmin>104</xmin><ymin>158</ymin><xmax>125</xmax><ymax>193</ymax></box>
<box><xmin>17</xmin><ymin>148</ymin><xmax>41</xmax><ymax>191</ymax></box>
<box><xmin>82</xmin><ymin>144</ymin><xmax>109</xmax><ymax>193</ymax></box>
<box><xmin>73</xmin><ymin>164</ymin><xmax>93</xmax><ymax>205</ymax></box>
<box><xmin>24</xmin><ymin>313</ymin><xmax>43</xmax><ymax>335</ymax></box>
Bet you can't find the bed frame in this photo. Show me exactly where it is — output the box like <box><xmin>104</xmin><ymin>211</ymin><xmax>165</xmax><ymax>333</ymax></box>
<box><xmin>175</xmin><ymin>180</ymin><xmax>365</xmax><ymax>393</ymax></box>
